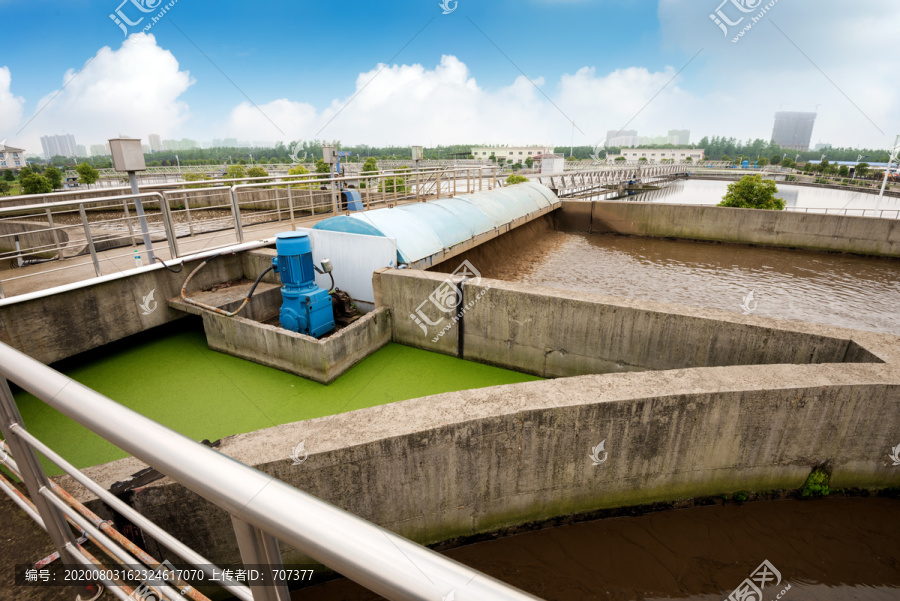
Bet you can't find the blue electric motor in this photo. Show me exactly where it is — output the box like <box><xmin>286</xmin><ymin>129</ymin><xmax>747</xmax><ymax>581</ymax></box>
<box><xmin>272</xmin><ymin>232</ymin><xmax>335</xmax><ymax>338</ymax></box>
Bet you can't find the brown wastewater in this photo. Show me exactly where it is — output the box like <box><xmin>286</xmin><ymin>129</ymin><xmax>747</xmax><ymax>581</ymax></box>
<box><xmin>300</xmin><ymin>497</ymin><xmax>900</xmax><ymax>600</ymax></box>
<box><xmin>295</xmin><ymin>214</ymin><xmax>900</xmax><ymax>601</ymax></box>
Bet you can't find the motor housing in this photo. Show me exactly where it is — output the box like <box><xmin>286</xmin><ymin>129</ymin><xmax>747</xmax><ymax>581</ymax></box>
<box><xmin>272</xmin><ymin>232</ymin><xmax>335</xmax><ymax>338</ymax></box>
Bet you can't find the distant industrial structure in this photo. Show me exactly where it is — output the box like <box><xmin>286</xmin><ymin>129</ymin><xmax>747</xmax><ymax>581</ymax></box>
<box><xmin>609</xmin><ymin>148</ymin><xmax>705</xmax><ymax>162</ymax></box>
<box><xmin>470</xmin><ymin>145</ymin><xmax>553</xmax><ymax>160</ymax></box>
<box><xmin>40</xmin><ymin>134</ymin><xmax>78</xmax><ymax>159</ymax></box>
<box><xmin>90</xmin><ymin>143</ymin><xmax>110</xmax><ymax>157</ymax></box>
<box><xmin>771</xmin><ymin>111</ymin><xmax>817</xmax><ymax>151</ymax></box>
<box><xmin>0</xmin><ymin>143</ymin><xmax>26</xmax><ymax>170</ymax></box>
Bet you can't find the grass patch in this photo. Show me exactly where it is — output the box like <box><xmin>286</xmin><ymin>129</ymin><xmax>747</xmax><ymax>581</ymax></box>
<box><xmin>800</xmin><ymin>467</ymin><xmax>831</xmax><ymax>498</ymax></box>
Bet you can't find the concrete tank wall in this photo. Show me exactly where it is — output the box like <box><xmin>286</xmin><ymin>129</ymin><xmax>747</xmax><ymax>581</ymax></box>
<box><xmin>67</xmin><ymin>346</ymin><xmax>900</xmax><ymax>566</ymax></box>
<box><xmin>559</xmin><ymin>201</ymin><xmax>900</xmax><ymax>257</ymax></box>
<box><xmin>374</xmin><ymin>269</ymin><xmax>881</xmax><ymax>378</ymax></box>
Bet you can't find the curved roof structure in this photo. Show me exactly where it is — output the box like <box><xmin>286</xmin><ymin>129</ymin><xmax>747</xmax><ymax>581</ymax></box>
<box><xmin>313</xmin><ymin>182</ymin><xmax>560</xmax><ymax>265</ymax></box>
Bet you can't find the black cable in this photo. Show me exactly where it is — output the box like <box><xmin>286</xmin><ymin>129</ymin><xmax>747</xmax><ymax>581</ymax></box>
<box><xmin>328</xmin><ymin>272</ymin><xmax>335</xmax><ymax>293</ymax></box>
<box><xmin>155</xmin><ymin>257</ymin><xmax>184</xmax><ymax>273</ymax></box>
<box><xmin>246</xmin><ymin>265</ymin><xmax>275</xmax><ymax>300</ymax></box>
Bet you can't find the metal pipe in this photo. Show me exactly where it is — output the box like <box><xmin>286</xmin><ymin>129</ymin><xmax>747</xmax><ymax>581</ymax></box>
<box><xmin>8</xmin><ymin>429</ymin><xmax>248</xmax><ymax>601</ymax></box>
<box><xmin>0</xmin><ymin>343</ymin><xmax>542</xmax><ymax>601</ymax></box>
<box><xmin>0</xmin><ymin>470</ymin><xmax>45</xmax><ymax>528</ymax></box>
<box><xmin>40</xmin><ymin>488</ymin><xmax>185</xmax><ymax>601</ymax></box>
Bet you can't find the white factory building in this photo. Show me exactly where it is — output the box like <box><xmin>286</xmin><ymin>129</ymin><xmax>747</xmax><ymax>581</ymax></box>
<box><xmin>470</xmin><ymin>146</ymin><xmax>554</xmax><ymax>161</ymax></box>
<box><xmin>609</xmin><ymin>148</ymin><xmax>706</xmax><ymax>162</ymax></box>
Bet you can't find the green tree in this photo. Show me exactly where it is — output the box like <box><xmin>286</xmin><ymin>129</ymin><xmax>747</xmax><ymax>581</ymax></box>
<box><xmin>315</xmin><ymin>159</ymin><xmax>330</xmax><ymax>174</ymax></box>
<box><xmin>20</xmin><ymin>168</ymin><xmax>53</xmax><ymax>194</ymax></box>
<box><xmin>247</xmin><ymin>166</ymin><xmax>268</xmax><ymax>178</ymax></box>
<box><xmin>380</xmin><ymin>172</ymin><xmax>408</xmax><ymax>194</ymax></box>
<box><xmin>225</xmin><ymin>165</ymin><xmax>247</xmax><ymax>179</ymax></box>
<box><xmin>757</xmin><ymin>157</ymin><xmax>769</xmax><ymax>167</ymax></box>
<box><xmin>0</xmin><ymin>181</ymin><xmax>10</xmax><ymax>195</ymax></box>
<box><xmin>566</xmin><ymin>155</ymin><xmax>577</xmax><ymax>162</ymax></box>
<box><xmin>506</xmin><ymin>174</ymin><xmax>528</xmax><ymax>185</ymax></box>
<box><xmin>717</xmin><ymin>175</ymin><xmax>784</xmax><ymax>210</ymax></box>
<box><xmin>684</xmin><ymin>157</ymin><xmax>693</xmax><ymax>163</ymax></box>
<box><xmin>781</xmin><ymin>158</ymin><xmax>795</xmax><ymax>170</ymax></box>
<box><xmin>2</xmin><ymin>170</ymin><xmax>15</xmax><ymax>183</ymax></box>
<box><xmin>288</xmin><ymin>165</ymin><xmax>310</xmax><ymax>176</ymax></box>
<box><xmin>182</xmin><ymin>172</ymin><xmax>210</xmax><ymax>188</ymax></box>
<box><xmin>638</xmin><ymin>157</ymin><xmax>648</xmax><ymax>163</ymax></box>
<box><xmin>525</xmin><ymin>156</ymin><xmax>533</xmax><ymax>169</ymax></box>
<box><xmin>44</xmin><ymin>166</ymin><xmax>63</xmax><ymax>189</ymax></box>
<box><xmin>614</xmin><ymin>156</ymin><xmax>627</xmax><ymax>162</ymax></box>
<box><xmin>855</xmin><ymin>162</ymin><xmax>870</xmax><ymax>178</ymax></box>
<box><xmin>721</xmin><ymin>154</ymin><xmax>731</xmax><ymax>162</ymax></box>
<box><xmin>75</xmin><ymin>163</ymin><xmax>100</xmax><ymax>187</ymax></box>
<box><xmin>361</xmin><ymin>157</ymin><xmax>378</xmax><ymax>173</ymax></box>
<box><xmin>838</xmin><ymin>165</ymin><xmax>849</xmax><ymax>177</ymax></box>
<box><xmin>770</xmin><ymin>155</ymin><xmax>782</xmax><ymax>166</ymax></box>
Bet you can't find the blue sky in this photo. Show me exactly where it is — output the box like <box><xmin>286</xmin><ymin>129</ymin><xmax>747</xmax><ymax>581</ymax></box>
<box><xmin>1</xmin><ymin>0</ymin><xmax>898</xmax><ymax>152</ymax></box>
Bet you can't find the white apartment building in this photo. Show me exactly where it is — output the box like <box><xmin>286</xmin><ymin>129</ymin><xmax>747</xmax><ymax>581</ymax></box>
<box><xmin>470</xmin><ymin>146</ymin><xmax>554</xmax><ymax>161</ymax></box>
<box><xmin>0</xmin><ymin>144</ymin><xmax>26</xmax><ymax>170</ymax></box>
<box><xmin>610</xmin><ymin>148</ymin><xmax>705</xmax><ymax>161</ymax></box>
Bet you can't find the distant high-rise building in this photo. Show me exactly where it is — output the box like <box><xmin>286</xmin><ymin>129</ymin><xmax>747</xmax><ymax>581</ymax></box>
<box><xmin>771</xmin><ymin>112</ymin><xmax>817</xmax><ymax>151</ymax></box>
<box><xmin>40</xmin><ymin>134</ymin><xmax>77</xmax><ymax>158</ymax></box>
<box><xmin>148</xmin><ymin>134</ymin><xmax>163</xmax><ymax>152</ymax></box>
<box><xmin>606</xmin><ymin>129</ymin><xmax>638</xmax><ymax>147</ymax></box>
<box><xmin>75</xmin><ymin>145</ymin><xmax>88</xmax><ymax>158</ymax></box>
<box><xmin>90</xmin><ymin>144</ymin><xmax>110</xmax><ymax>157</ymax></box>
<box><xmin>668</xmin><ymin>130</ymin><xmax>691</xmax><ymax>145</ymax></box>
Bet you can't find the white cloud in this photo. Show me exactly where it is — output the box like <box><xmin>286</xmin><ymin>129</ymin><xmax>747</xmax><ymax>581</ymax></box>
<box><xmin>0</xmin><ymin>67</ymin><xmax>25</xmax><ymax>140</ymax></box>
<box><xmin>223</xmin><ymin>55</ymin><xmax>698</xmax><ymax>148</ymax></box>
<box><xmin>15</xmin><ymin>33</ymin><xmax>193</xmax><ymax>153</ymax></box>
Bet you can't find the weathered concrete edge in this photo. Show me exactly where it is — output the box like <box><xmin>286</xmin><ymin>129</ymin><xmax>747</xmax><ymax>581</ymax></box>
<box><xmin>200</xmin><ymin>307</ymin><xmax>393</xmax><ymax>384</ymax></box>
<box><xmin>559</xmin><ymin>200</ymin><xmax>900</xmax><ymax>258</ymax></box>
<box><xmin>58</xmin><ymin>361</ymin><xmax>900</xmax><ymax>565</ymax></box>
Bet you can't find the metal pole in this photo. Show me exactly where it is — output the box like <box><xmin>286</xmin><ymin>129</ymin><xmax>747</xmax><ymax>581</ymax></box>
<box><xmin>79</xmin><ymin>204</ymin><xmax>102</xmax><ymax>277</ymax></box>
<box><xmin>229</xmin><ymin>187</ymin><xmax>245</xmax><ymax>243</ymax></box>
<box><xmin>231</xmin><ymin>517</ymin><xmax>291</xmax><ymax>601</ymax></box>
<box><xmin>0</xmin><ymin>377</ymin><xmax>84</xmax><ymax>580</ymax></box>
<box><xmin>129</xmin><ymin>171</ymin><xmax>156</xmax><ymax>263</ymax></box>
<box><xmin>876</xmin><ymin>135</ymin><xmax>899</xmax><ymax>209</ymax></box>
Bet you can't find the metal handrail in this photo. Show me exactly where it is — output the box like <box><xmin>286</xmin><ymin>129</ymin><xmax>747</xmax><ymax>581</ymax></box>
<box><xmin>0</xmin><ymin>341</ymin><xmax>541</xmax><ymax>601</ymax></box>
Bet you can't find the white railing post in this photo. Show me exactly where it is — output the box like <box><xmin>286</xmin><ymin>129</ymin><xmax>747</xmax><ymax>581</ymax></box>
<box><xmin>231</xmin><ymin>517</ymin><xmax>291</xmax><ymax>601</ymax></box>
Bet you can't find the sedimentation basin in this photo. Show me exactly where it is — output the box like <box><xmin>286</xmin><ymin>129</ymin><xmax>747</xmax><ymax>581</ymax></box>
<box><xmin>1</xmin><ymin>186</ymin><xmax>898</xmax><ymax>593</ymax></box>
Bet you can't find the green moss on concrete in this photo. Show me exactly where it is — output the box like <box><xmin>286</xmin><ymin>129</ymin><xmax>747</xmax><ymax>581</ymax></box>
<box><xmin>800</xmin><ymin>467</ymin><xmax>831</xmax><ymax>498</ymax></box>
<box><xmin>13</xmin><ymin>320</ymin><xmax>540</xmax><ymax>475</ymax></box>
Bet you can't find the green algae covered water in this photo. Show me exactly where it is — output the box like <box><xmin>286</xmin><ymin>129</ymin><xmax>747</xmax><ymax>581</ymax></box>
<box><xmin>12</xmin><ymin>318</ymin><xmax>540</xmax><ymax>475</ymax></box>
